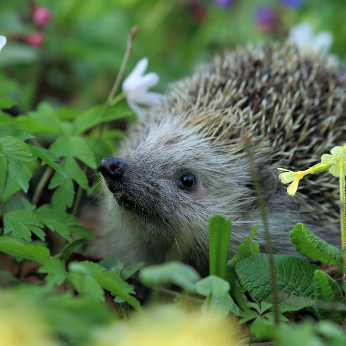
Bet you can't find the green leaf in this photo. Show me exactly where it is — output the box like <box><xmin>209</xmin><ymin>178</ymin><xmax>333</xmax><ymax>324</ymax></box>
<box><xmin>0</xmin><ymin>128</ymin><xmax>35</xmax><ymax>141</ymax></box>
<box><xmin>35</xmin><ymin>207</ymin><xmax>94</xmax><ymax>241</ymax></box>
<box><xmin>313</xmin><ymin>270</ymin><xmax>346</xmax><ymax>324</ymax></box>
<box><xmin>0</xmin><ymin>136</ymin><xmax>34</xmax><ymax>162</ymax></box>
<box><xmin>50</xmin><ymin>136</ymin><xmax>96</xmax><ymax>169</ymax></box>
<box><xmin>7</xmin><ymin>159</ymin><xmax>31</xmax><ymax>193</ymax></box>
<box><xmin>290</xmin><ymin>223</ymin><xmax>340</xmax><ymax>265</ymax></box>
<box><xmin>92</xmin><ymin>272</ymin><xmax>142</xmax><ymax>312</ymax></box>
<box><xmin>68</xmin><ymin>271</ymin><xmax>105</xmax><ymax>302</ymax></box>
<box><xmin>72</xmin><ymin>103</ymin><xmax>108</xmax><ymax>135</ymax></box>
<box><xmin>60</xmin><ymin>238</ymin><xmax>85</xmax><ymax>262</ymax></box>
<box><xmin>0</xmin><ymin>236</ymin><xmax>50</xmax><ymax>264</ymax></box>
<box><xmin>98</xmin><ymin>256</ymin><xmax>122</xmax><ymax>270</ymax></box>
<box><xmin>0</xmin><ymin>97</ymin><xmax>18</xmax><ymax>109</ymax></box>
<box><xmin>121</xmin><ymin>262</ymin><xmax>146</xmax><ymax>280</ymax></box>
<box><xmin>196</xmin><ymin>276</ymin><xmax>241</xmax><ymax>318</ymax></box>
<box><xmin>0</xmin><ymin>156</ymin><xmax>7</xmax><ymax>192</ymax></box>
<box><xmin>140</xmin><ymin>261</ymin><xmax>201</xmax><ymax>293</ymax></box>
<box><xmin>4</xmin><ymin>210</ymin><xmax>45</xmax><ymax>242</ymax></box>
<box><xmin>235</xmin><ymin>254</ymin><xmax>318</xmax><ymax>312</ymax></box>
<box><xmin>28</xmin><ymin>102</ymin><xmax>62</xmax><ymax>134</ymax></box>
<box><xmin>27</xmin><ymin>144</ymin><xmax>66</xmax><ymax>178</ymax></box>
<box><xmin>236</xmin><ymin>226</ymin><xmax>260</xmax><ymax>256</ymax></box>
<box><xmin>209</xmin><ymin>215</ymin><xmax>231</xmax><ymax>279</ymax></box>
<box><xmin>225</xmin><ymin>264</ymin><xmax>251</xmax><ymax>311</ymax></box>
<box><xmin>39</xmin><ymin>258</ymin><xmax>67</xmax><ymax>287</ymax></box>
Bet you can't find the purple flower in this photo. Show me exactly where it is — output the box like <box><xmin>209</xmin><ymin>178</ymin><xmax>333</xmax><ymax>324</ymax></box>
<box><xmin>280</xmin><ymin>0</ymin><xmax>305</xmax><ymax>8</ymax></box>
<box><xmin>254</xmin><ymin>5</ymin><xmax>278</xmax><ymax>31</ymax></box>
<box><xmin>214</xmin><ymin>0</ymin><xmax>233</xmax><ymax>8</ymax></box>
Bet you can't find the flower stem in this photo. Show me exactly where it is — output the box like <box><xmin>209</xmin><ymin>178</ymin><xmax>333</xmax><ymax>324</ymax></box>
<box><xmin>244</xmin><ymin>135</ymin><xmax>280</xmax><ymax>325</ymax></box>
<box><xmin>107</xmin><ymin>25</ymin><xmax>138</xmax><ymax>106</ymax></box>
<box><xmin>340</xmin><ymin>162</ymin><xmax>346</xmax><ymax>273</ymax></box>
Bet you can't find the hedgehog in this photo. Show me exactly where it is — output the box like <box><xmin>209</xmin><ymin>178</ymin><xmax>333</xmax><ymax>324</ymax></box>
<box><xmin>96</xmin><ymin>42</ymin><xmax>346</xmax><ymax>276</ymax></box>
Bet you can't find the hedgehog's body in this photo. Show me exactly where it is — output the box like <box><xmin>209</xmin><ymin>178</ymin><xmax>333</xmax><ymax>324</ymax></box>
<box><xmin>98</xmin><ymin>43</ymin><xmax>346</xmax><ymax>276</ymax></box>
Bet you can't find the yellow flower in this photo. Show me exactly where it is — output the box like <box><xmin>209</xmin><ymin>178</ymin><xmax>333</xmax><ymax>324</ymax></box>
<box><xmin>277</xmin><ymin>168</ymin><xmax>311</xmax><ymax>196</ymax></box>
<box><xmin>93</xmin><ymin>306</ymin><xmax>237</xmax><ymax>346</ymax></box>
<box><xmin>321</xmin><ymin>146</ymin><xmax>343</xmax><ymax>177</ymax></box>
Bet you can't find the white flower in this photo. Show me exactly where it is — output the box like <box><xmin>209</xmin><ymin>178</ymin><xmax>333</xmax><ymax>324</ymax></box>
<box><xmin>0</xmin><ymin>36</ymin><xmax>6</xmax><ymax>52</ymax></box>
<box><xmin>122</xmin><ymin>57</ymin><xmax>165</xmax><ymax>118</ymax></box>
<box><xmin>288</xmin><ymin>21</ymin><xmax>333</xmax><ymax>55</ymax></box>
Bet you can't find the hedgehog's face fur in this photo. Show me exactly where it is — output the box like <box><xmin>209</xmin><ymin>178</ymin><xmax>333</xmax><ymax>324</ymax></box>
<box><xmin>99</xmin><ymin>116</ymin><xmax>276</xmax><ymax>267</ymax></box>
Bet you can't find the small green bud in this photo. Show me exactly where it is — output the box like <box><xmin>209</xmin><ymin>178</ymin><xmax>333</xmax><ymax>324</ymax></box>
<box><xmin>310</xmin><ymin>162</ymin><xmax>332</xmax><ymax>173</ymax></box>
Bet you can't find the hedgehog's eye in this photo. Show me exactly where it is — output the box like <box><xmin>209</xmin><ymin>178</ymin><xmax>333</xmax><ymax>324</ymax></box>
<box><xmin>178</xmin><ymin>173</ymin><xmax>196</xmax><ymax>190</ymax></box>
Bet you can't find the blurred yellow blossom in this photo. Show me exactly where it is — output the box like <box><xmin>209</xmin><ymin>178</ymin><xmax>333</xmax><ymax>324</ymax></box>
<box><xmin>93</xmin><ymin>306</ymin><xmax>237</xmax><ymax>346</ymax></box>
<box><xmin>0</xmin><ymin>290</ymin><xmax>55</xmax><ymax>346</ymax></box>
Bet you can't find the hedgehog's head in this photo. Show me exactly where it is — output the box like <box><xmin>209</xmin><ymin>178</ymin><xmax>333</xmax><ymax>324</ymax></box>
<box><xmin>98</xmin><ymin>112</ymin><xmax>277</xmax><ymax>266</ymax></box>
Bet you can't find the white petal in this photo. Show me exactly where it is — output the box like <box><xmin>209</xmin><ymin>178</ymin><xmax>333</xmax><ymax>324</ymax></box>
<box><xmin>127</xmin><ymin>99</ymin><xmax>145</xmax><ymax>118</ymax></box>
<box><xmin>0</xmin><ymin>36</ymin><xmax>6</xmax><ymax>51</ymax></box>
<box><xmin>130</xmin><ymin>91</ymin><xmax>165</xmax><ymax>106</ymax></box>
<box><xmin>132</xmin><ymin>72</ymin><xmax>159</xmax><ymax>93</ymax></box>
<box><xmin>289</xmin><ymin>22</ymin><xmax>313</xmax><ymax>47</ymax></box>
<box><xmin>312</xmin><ymin>31</ymin><xmax>333</xmax><ymax>54</ymax></box>
<box><xmin>123</xmin><ymin>58</ymin><xmax>149</xmax><ymax>91</ymax></box>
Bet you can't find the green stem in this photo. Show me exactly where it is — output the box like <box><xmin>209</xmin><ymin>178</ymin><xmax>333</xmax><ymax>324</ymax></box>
<box><xmin>72</xmin><ymin>165</ymin><xmax>88</xmax><ymax>215</ymax></box>
<box><xmin>110</xmin><ymin>92</ymin><xmax>126</xmax><ymax>107</ymax></box>
<box><xmin>31</xmin><ymin>166</ymin><xmax>53</xmax><ymax>205</ymax></box>
<box><xmin>245</xmin><ymin>137</ymin><xmax>280</xmax><ymax>325</ymax></box>
<box><xmin>340</xmin><ymin>162</ymin><xmax>346</xmax><ymax>274</ymax></box>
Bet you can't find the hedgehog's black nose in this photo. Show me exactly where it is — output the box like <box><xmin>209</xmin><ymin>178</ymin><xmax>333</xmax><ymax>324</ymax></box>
<box><xmin>97</xmin><ymin>157</ymin><xmax>128</xmax><ymax>179</ymax></box>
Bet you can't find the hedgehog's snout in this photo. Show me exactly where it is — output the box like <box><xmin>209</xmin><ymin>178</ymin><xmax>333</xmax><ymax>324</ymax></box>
<box><xmin>97</xmin><ymin>156</ymin><xmax>128</xmax><ymax>180</ymax></box>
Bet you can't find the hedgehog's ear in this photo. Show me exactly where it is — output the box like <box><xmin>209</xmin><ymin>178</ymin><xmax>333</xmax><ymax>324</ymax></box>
<box><xmin>253</xmin><ymin>165</ymin><xmax>278</xmax><ymax>206</ymax></box>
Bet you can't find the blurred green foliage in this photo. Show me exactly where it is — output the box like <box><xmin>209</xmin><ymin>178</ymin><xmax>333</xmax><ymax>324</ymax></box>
<box><xmin>1</xmin><ymin>0</ymin><xmax>346</xmax><ymax>112</ymax></box>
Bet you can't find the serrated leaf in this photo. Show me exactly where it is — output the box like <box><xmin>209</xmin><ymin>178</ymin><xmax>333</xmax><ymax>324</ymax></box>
<box><xmin>7</xmin><ymin>159</ymin><xmax>31</xmax><ymax>193</ymax></box>
<box><xmin>0</xmin><ymin>156</ymin><xmax>7</xmax><ymax>192</ymax></box>
<box><xmin>75</xmin><ymin>261</ymin><xmax>106</xmax><ymax>274</ymax></box>
<box><xmin>72</xmin><ymin>103</ymin><xmax>108</xmax><ymax>135</ymax></box>
<box><xmin>50</xmin><ymin>136</ymin><xmax>96</xmax><ymax>169</ymax></box>
<box><xmin>236</xmin><ymin>226</ymin><xmax>259</xmax><ymax>256</ymax></box>
<box><xmin>16</xmin><ymin>116</ymin><xmax>60</xmax><ymax>134</ymax></box>
<box><xmin>55</xmin><ymin>108</ymin><xmax>80</xmax><ymax>120</ymax></box>
<box><xmin>92</xmin><ymin>272</ymin><xmax>142</xmax><ymax>312</ymax></box>
<box><xmin>3</xmin><ymin>164</ymin><xmax>21</xmax><ymax>200</ymax></box>
<box><xmin>69</xmin><ymin>136</ymin><xmax>96</xmax><ymax>169</ymax></box>
<box><xmin>98</xmin><ymin>256</ymin><xmax>121</xmax><ymax>270</ymax></box>
<box><xmin>67</xmin><ymin>271</ymin><xmax>104</xmax><ymax>302</ymax></box>
<box><xmin>39</xmin><ymin>258</ymin><xmax>67</xmax><ymax>287</ymax></box>
<box><xmin>0</xmin><ymin>128</ymin><xmax>35</xmax><ymax>141</ymax></box>
<box><xmin>209</xmin><ymin>215</ymin><xmax>231</xmax><ymax>279</ymax></box>
<box><xmin>235</xmin><ymin>254</ymin><xmax>318</xmax><ymax>313</ymax></box>
<box><xmin>27</xmin><ymin>144</ymin><xmax>66</xmax><ymax>178</ymax></box>
<box><xmin>0</xmin><ymin>136</ymin><xmax>34</xmax><ymax>162</ymax></box>
<box><xmin>0</xmin><ymin>98</ymin><xmax>18</xmax><ymax>109</ymax></box>
<box><xmin>225</xmin><ymin>264</ymin><xmax>251</xmax><ymax>311</ymax></box>
<box><xmin>313</xmin><ymin>270</ymin><xmax>346</xmax><ymax>324</ymax></box>
<box><xmin>290</xmin><ymin>223</ymin><xmax>340</xmax><ymax>265</ymax></box>
<box><xmin>196</xmin><ymin>276</ymin><xmax>241</xmax><ymax>318</ymax></box>
<box><xmin>28</xmin><ymin>102</ymin><xmax>62</xmax><ymax>133</ymax></box>
<box><xmin>121</xmin><ymin>262</ymin><xmax>146</xmax><ymax>280</ymax></box>
<box><xmin>0</xmin><ymin>236</ymin><xmax>50</xmax><ymax>264</ymax></box>
<box><xmin>50</xmin><ymin>177</ymin><xmax>75</xmax><ymax>209</ymax></box>
<box><xmin>140</xmin><ymin>261</ymin><xmax>201</xmax><ymax>293</ymax></box>
<box><xmin>60</xmin><ymin>238</ymin><xmax>85</xmax><ymax>262</ymax></box>
<box><xmin>4</xmin><ymin>210</ymin><xmax>45</xmax><ymax>242</ymax></box>
<box><xmin>35</xmin><ymin>207</ymin><xmax>94</xmax><ymax>241</ymax></box>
